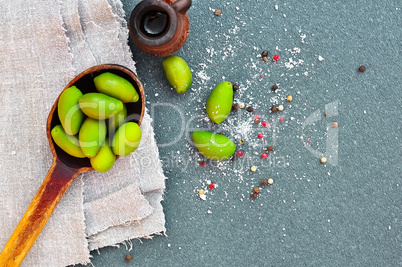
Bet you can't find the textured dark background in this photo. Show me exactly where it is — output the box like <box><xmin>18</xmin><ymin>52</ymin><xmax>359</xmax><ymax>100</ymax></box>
<box><xmin>83</xmin><ymin>0</ymin><xmax>401</xmax><ymax>266</ymax></box>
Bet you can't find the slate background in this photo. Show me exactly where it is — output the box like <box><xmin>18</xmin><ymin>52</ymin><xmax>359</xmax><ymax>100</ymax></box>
<box><xmin>80</xmin><ymin>0</ymin><xmax>401</xmax><ymax>266</ymax></box>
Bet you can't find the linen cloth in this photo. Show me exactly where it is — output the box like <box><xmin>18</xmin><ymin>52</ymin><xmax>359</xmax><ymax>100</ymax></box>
<box><xmin>0</xmin><ymin>0</ymin><xmax>166</xmax><ymax>266</ymax></box>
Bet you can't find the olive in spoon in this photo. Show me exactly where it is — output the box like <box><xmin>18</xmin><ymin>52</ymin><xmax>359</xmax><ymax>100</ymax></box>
<box><xmin>0</xmin><ymin>64</ymin><xmax>145</xmax><ymax>267</ymax></box>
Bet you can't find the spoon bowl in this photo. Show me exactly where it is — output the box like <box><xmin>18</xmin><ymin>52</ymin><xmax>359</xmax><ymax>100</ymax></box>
<box><xmin>0</xmin><ymin>64</ymin><xmax>145</xmax><ymax>267</ymax></box>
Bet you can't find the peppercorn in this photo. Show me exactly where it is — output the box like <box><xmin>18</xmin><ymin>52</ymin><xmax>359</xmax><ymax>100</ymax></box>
<box><xmin>321</xmin><ymin>157</ymin><xmax>327</xmax><ymax>163</ymax></box>
<box><xmin>267</xmin><ymin>178</ymin><xmax>274</xmax><ymax>185</ymax></box>
<box><xmin>332</xmin><ymin>122</ymin><xmax>338</xmax><ymax>128</ymax></box>
<box><xmin>232</xmin><ymin>103</ymin><xmax>240</xmax><ymax>111</ymax></box>
<box><xmin>253</xmin><ymin>187</ymin><xmax>260</xmax><ymax>194</ymax></box>
<box><xmin>239</xmin><ymin>139</ymin><xmax>245</xmax><ymax>145</ymax></box>
<box><xmin>125</xmin><ymin>255</ymin><xmax>132</xmax><ymax>261</ymax></box>
<box><xmin>278</xmin><ymin>105</ymin><xmax>284</xmax><ymax>111</ymax></box>
<box><xmin>261</xmin><ymin>50</ymin><xmax>268</xmax><ymax>57</ymax></box>
<box><xmin>239</xmin><ymin>102</ymin><xmax>245</xmax><ymax>109</ymax></box>
<box><xmin>254</xmin><ymin>118</ymin><xmax>260</xmax><ymax>124</ymax></box>
<box><xmin>271</xmin><ymin>84</ymin><xmax>278</xmax><ymax>91</ymax></box>
<box><xmin>246</xmin><ymin>106</ymin><xmax>254</xmax><ymax>112</ymax></box>
<box><xmin>250</xmin><ymin>166</ymin><xmax>257</xmax><ymax>172</ymax></box>
<box><xmin>358</xmin><ymin>65</ymin><xmax>366</xmax><ymax>72</ymax></box>
<box><xmin>263</xmin><ymin>56</ymin><xmax>268</xmax><ymax>61</ymax></box>
<box><xmin>198</xmin><ymin>189</ymin><xmax>205</xmax><ymax>195</ymax></box>
<box><xmin>287</xmin><ymin>95</ymin><xmax>293</xmax><ymax>102</ymax></box>
<box><xmin>261</xmin><ymin>179</ymin><xmax>268</xmax><ymax>186</ymax></box>
<box><xmin>251</xmin><ymin>193</ymin><xmax>258</xmax><ymax>199</ymax></box>
<box><xmin>271</xmin><ymin>106</ymin><xmax>277</xmax><ymax>113</ymax></box>
<box><xmin>220</xmin><ymin>132</ymin><xmax>225</xmax><ymax>136</ymax></box>
<box><xmin>324</xmin><ymin>112</ymin><xmax>329</xmax><ymax>117</ymax></box>
<box><xmin>215</xmin><ymin>9</ymin><xmax>221</xmax><ymax>16</ymax></box>
<box><xmin>273</xmin><ymin>55</ymin><xmax>279</xmax><ymax>61</ymax></box>
<box><xmin>267</xmin><ymin>146</ymin><xmax>274</xmax><ymax>152</ymax></box>
<box><xmin>233</xmin><ymin>83</ymin><xmax>239</xmax><ymax>91</ymax></box>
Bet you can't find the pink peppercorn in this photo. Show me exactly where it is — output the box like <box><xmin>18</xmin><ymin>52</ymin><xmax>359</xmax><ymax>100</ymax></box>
<box><xmin>262</xmin><ymin>153</ymin><xmax>268</xmax><ymax>159</ymax></box>
<box><xmin>254</xmin><ymin>114</ymin><xmax>260</xmax><ymax>119</ymax></box>
<box><xmin>273</xmin><ymin>55</ymin><xmax>279</xmax><ymax>61</ymax></box>
<box><xmin>258</xmin><ymin>134</ymin><xmax>263</xmax><ymax>139</ymax></box>
<box><xmin>237</xmin><ymin>151</ymin><xmax>243</xmax><ymax>157</ymax></box>
<box><xmin>261</xmin><ymin>121</ymin><xmax>269</xmax><ymax>127</ymax></box>
<box><xmin>279</xmin><ymin>118</ymin><xmax>284</xmax><ymax>122</ymax></box>
<box><xmin>208</xmin><ymin>183</ymin><xmax>215</xmax><ymax>189</ymax></box>
<box><xmin>200</xmin><ymin>161</ymin><xmax>206</xmax><ymax>166</ymax></box>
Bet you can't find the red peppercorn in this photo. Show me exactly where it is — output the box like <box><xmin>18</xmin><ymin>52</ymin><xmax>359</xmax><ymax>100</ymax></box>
<box><xmin>125</xmin><ymin>255</ymin><xmax>132</xmax><ymax>261</ymax></box>
<box><xmin>261</xmin><ymin>121</ymin><xmax>269</xmax><ymax>127</ymax></box>
<box><xmin>262</xmin><ymin>153</ymin><xmax>268</xmax><ymax>159</ymax></box>
<box><xmin>237</xmin><ymin>151</ymin><xmax>243</xmax><ymax>157</ymax></box>
<box><xmin>273</xmin><ymin>55</ymin><xmax>279</xmax><ymax>61</ymax></box>
<box><xmin>258</xmin><ymin>134</ymin><xmax>263</xmax><ymax>139</ymax></box>
<box><xmin>279</xmin><ymin>117</ymin><xmax>284</xmax><ymax>122</ymax></box>
<box><xmin>200</xmin><ymin>161</ymin><xmax>206</xmax><ymax>166</ymax></box>
<box><xmin>208</xmin><ymin>183</ymin><xmax>215</xmax><ymax>189</ymax></box>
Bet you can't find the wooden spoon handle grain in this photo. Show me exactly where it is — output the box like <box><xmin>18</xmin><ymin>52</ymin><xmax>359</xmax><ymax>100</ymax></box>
<box><xmin>0</xmin><ymin>159</ymin><xmax>79</xmax><ymax>267</ymax></box>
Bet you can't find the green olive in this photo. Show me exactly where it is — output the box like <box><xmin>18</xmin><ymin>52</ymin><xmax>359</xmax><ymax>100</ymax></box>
<box><xmin>51</xmin><ymin>125</ymin><xmax>86</xmax><ymax>158</ymax></box>
<box><xmin>78</xmin><ymin>93</ymin><xmax>123</xmax><ymax>120</ymax></box>
<box><xmin>111</xmin><ymin>122</ymin><xmax>142</xmax><ymax>156</ymax></box>
<box><xmin>94</xmin><ymin>72</ymin><xmax>139</xmax><ymax>103</ymax></box>
<box><xmin>108</xmin><ymin>104</ymin><xmax>127</xmax><ymax>134</ymax></box>
<box><xmin>192</xmin><ymin>130</ymin><xmax>236</xmax><ymax>160</ymax></box>
<box><xmin>79</xmin><ymin>117</ymin><xmax>107</xmax><ymax>158</ymax></box>
<box><xmin>162</xmin><ymin>55</ymin><xmax>192</xmax><ymax>94</ymax></box>
<box><xmin>90</xmin><ymin>139</ymin><xmax>116</xmax><ymax>172</ymax></box>
<box><xmin>57</xmin><ymin>86</ymin><xmax>85</xmax><ymax>135</ymax></box>
<box><xmin>206</xmin><ymin>81</ymin><xmax>233</xmax><ymax>124</ymax></box>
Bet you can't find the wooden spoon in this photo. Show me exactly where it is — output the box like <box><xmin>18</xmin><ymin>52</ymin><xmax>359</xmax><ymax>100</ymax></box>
<box><xmin>0</xmin><ymin>64</ymin><xmax>145</xmax><ymax>267</ymax></box>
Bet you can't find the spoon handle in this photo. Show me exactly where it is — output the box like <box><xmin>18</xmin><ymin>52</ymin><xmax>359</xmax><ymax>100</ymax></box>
<box><xmin>0</xmin><ymin>159</ymin><xmax>80</xmax><ymax>267</ymax></box>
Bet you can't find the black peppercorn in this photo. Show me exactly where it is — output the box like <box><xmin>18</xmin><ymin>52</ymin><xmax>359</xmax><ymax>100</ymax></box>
<box><xmin>261</xmin><ymin>50</ymin><xmax>268</xmax><ymax>57</ymax></box>
<box><xmin>251</xmin><ymin>193</ymin><xmax>258</xmax><ymax>199</ymax></box>
<box><xmin>271</xmin><ymin>106</ymin><xmax>277</xmax><ymax>113</ymax></box>
<box><xmin>261</xmin><ymin>179</ymin><xmax>268</xmax><ymax>186</ymax></box>
<box><xmin>246</xmin><ymin>106</ymin><xmax>254</xmax><ymax>112</ymax></box>
<box><xmin>267</xmin><ymin>146</ymin><xmax>274</xmax><ymax>152</ymax></box>
<box><xmin>271</xmin><ymin>84</ymin><xmax>278</xmax><ymax>91</ymax></box>
<box><xmin>232</xmin><ymin>103</ymin><xmax>240</xmax><ymax>111</ymax></box>
<box><xmin>232</xmin><ymin>83</ymin><xmax>239</xmax><ymax>91</ymax></box>
<box><xmin>358</xmin><ymin>65</ymin><xmax>366</xmax><ymax>72</ymax></box>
